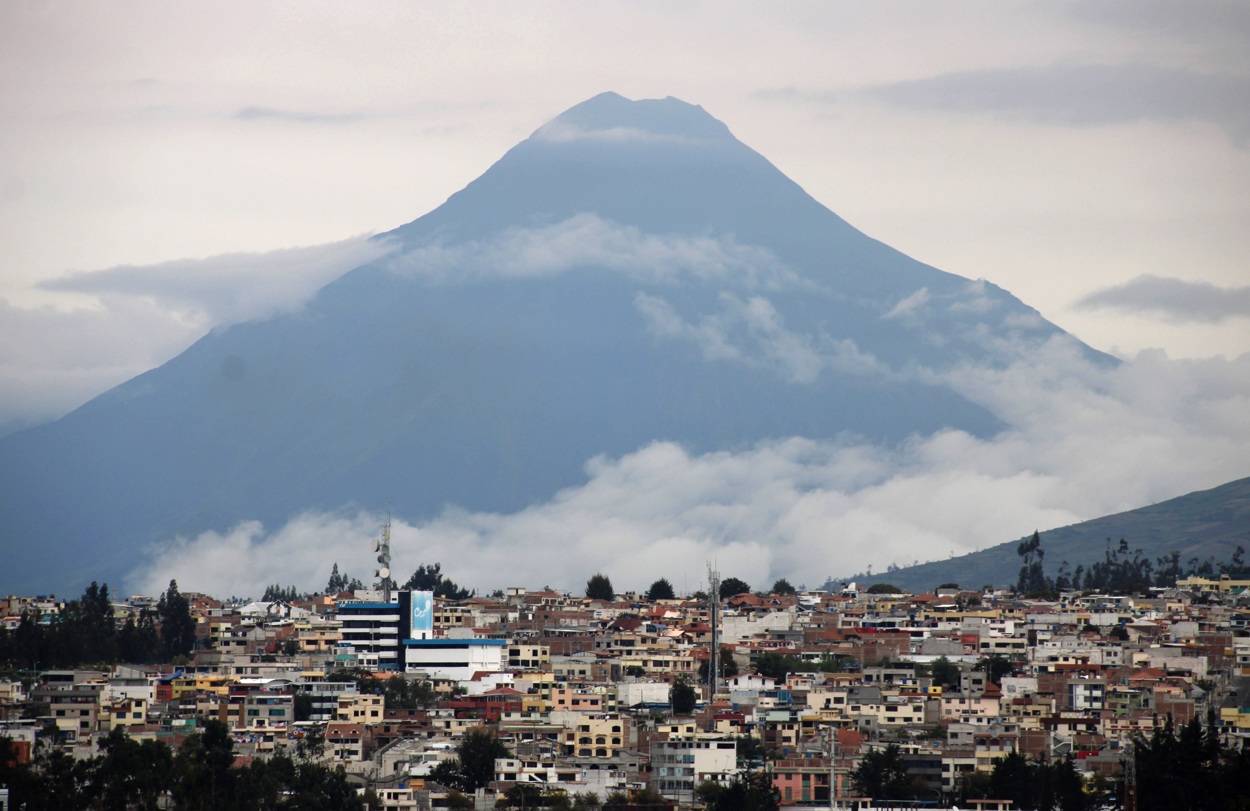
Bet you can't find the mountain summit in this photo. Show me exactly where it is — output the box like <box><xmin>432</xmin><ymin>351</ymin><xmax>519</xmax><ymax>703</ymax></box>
<box><xmin>0</xmin><ymin>94</ymin><xmax>1108</xmax><ymax>593</ymax></box>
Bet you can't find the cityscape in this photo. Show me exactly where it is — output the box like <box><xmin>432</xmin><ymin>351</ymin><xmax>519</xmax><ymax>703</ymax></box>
<box><xmin>3</xmin><ymin>539</ymin><xmax>1250</xmax><ymax>810</ymax></box>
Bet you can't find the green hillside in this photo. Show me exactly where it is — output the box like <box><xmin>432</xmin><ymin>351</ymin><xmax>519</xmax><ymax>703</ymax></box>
<box><xmin>846</xmin><ymin>475</ymin><xmax>1250</xmax><ymax>593</ymax></box>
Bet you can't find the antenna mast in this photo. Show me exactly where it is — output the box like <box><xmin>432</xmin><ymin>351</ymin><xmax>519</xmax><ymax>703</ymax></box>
<box><xmin>707</xmin><ymin>562</ymin><xmax>721</xmax><ymax>697</ymax></box>
<box><xmin>373</xmin><ymin>512</ymin><xmax>393</xmax><ymax>602</ymax></box>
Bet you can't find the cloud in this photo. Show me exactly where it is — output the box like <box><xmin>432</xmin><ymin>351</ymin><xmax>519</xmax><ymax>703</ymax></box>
<box><xmin>235</xmin><ymin>106</ymin><xmax>368</xmax><ymax>125</ymax></box>
<box><xmin>1073</xmin><ymin>274</ymin><xmax>1250</xmax><ymax>323</ymax></box>
<box><xmin>0</xmin><ymin>296</ymin><xmax>204</xmax><ymax>436</ymax></box>
<box><xmin>883</xmin><ymin>288</ymin><xmax>931</xmax><ymax>320</ymax></box>
<box><xmin>386</xmin><ymin>214</ymin><xmax>800</xmax><ymax>289</ymax></box>
<box><xmin>531</xmin><ymin>120</ymin><xmax>709</xmax><ymax>146</ymax></box>
<box><xmin>863</xmin><ymin>63</ymin><xmax>1250</xmax><ymax>144</ymax></box>
<box><xmin>40</xmin><ymin>235</ymin><xmax>392</xmax><ymax>326</ymax></box>
<box><xmin>2</xmin><ymin>236</ymin><xmax>391</xmax><ymax>431</ymax></box>
<box><xmin>129</xmin><ymin>343</ymin><xmax>1250</xmax><ymax>598</ymax></box>
<box><xmin>636</xmin><ymin>291</ymin><xmax>884</xmax><ymax>382</ymax></box>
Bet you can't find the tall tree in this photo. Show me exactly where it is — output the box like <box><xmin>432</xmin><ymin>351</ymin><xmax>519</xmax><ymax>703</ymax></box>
<box><xmin>157</xmin><ymin>580</ymin><xmax>197</xmax><ymax>661</ymax></box>
<box><xmin>851</xmin><ymin>744</ymin><xmax>917</xmax><ymax>801</ymax></box>
<box><xmin>401</xmin><ymin>563</ymin><xmax>472</xmax><ymax>599</ymax></box>
<box><xmin>585</xmin><ymin>573</ymin><xmax>614</xmax><ymax>601</ymax></box>
<box><xmin>646</xmin><ymin>577</ymin><xmax>676</xmax><ymax>601</ymax></box>
<box><xmin>770</xmin><ymin>578</ymin><xmax>796</xmax><ymax>595</ymax></box>
<box><xmin>670</xmin><ymin>678</ymin><xmax>697</xmax><ymax>715</ymax></box>
<box><xmin>719</xmin><ymin>577</ymin><xmax>750</xmax><ymax>599</ymax></box>
<box><xmin>430</xmin><ymin>727</ymin><xmax>511</xmax><ymax>792</ymax></box>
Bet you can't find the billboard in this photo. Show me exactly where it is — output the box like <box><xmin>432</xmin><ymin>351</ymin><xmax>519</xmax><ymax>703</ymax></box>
<box><xmin>409</xmin><ymin>590</ymin><xmax>434</xmax><ymax>639</ymax></box>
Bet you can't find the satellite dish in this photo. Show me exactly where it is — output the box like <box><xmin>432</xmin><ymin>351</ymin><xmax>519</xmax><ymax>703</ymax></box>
<box><xmin>377</xmin><ymin>553</ymin><xmax>389</xmax><ymax>564</ymax></box>
<box><xmin>372</xmin><ymin>539</ymin><xmax>380</xmax><ymax>552</ymax></box>
<box><xmin>379</xmin><ymin>567</ymin><xmax>391</xmax><ymax>579</ymax></box>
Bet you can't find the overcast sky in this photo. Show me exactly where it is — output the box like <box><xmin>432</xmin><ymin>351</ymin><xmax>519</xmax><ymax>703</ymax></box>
<box><xmin>3</xmin><ymin>2</ymin><xmax>1250</xmax><ymax>595</ymax></box>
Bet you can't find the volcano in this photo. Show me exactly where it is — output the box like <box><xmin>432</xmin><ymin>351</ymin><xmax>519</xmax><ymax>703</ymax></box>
<box><xmin>0</xmin><ymin>93</ymin><xmax>1111</xmax><ymax>593</ymax></box>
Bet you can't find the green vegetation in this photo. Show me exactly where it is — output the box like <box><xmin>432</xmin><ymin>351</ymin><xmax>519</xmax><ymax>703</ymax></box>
<box><xmin>429</xmin><ymin>727</ymin><xmax>511</xmax><ymax>792</ymax></box>
<box><xmin>699</xmin><ymin>646</ymin><xmax>740</xmax><ymax>682</ymax></box>
<box><xmin>958</xmin><ymin>751</ymin><xmax>1087</xmax><ymax>811</ymax></box>
<box><xmin>851</xmin><ymin>744</ymin><xmax>920</xmax><ymax>802</ymax></box>
<box><xmin>0</xmin><ymin>722</ymin><xmax>363</xmax><ymax>810</ymax></box>
<box><xmin>401</xmin><ymin>563</ymin><xmax>473</xmax><ymax>600</ymax></box>
<box><xmin>754</xmin><ymin>651</ymin><xmax>850</xmax><ymax>680</ymax></box>
<box><xmin>769</xmin><ymin>578</ymin><xmax>796</xmax><ymax>595</ymax></box>
<box><xmin>848</xmin><ymin>476</ymin><xmax>1250</xmax><ymax>592</ymax></box>
<box><xmin>325</xmin><ymin>562</ymin><xmax>364</xmax><ymax>594</ymax></box>
<box><xmin>718</xmin><ymin>577</ymin><xmax>750</xmax><ymax>599</ymax></box>
<box><xmin>646</xmin><ymin>577</ymin><xmax>676</xmax><ymax>601</ymax></box>
<box><xmin>585</xmin><ymin>573</ymin><xmax>614</xmax><ymax>601</ymax></box>
<box><xmin>260</xmin><ymin>584</ymin><xmax>300</xmax><ymax>602</ymax></box>
<box><xmin>865</xmin><ymin>583</ymin><xmax>902</xmax><ymax>594</ymax></box>
<box><xmin>1133</xmin><ymin>713</ymin><xmax>1250</xmax><ymax>811</ymax></box>
<box><xmin>669</xmin><ymin>678</ymin><xmax>697</xmax><ymax>715</ymax></box>
<box><xmin>928</xmin><ymin>655</ymin><xmax>960</xmax><ymax>689</ymax></box>
<box><xmin>0</xmin><ymin>580</ymin><xmax>194</xmax><ymax>670</ymax></box>
<box><xmin>602</xmin><ymin>788</ymin><xmax>671</xmax><ymax>810</ymax></box>
<box><xmin>695</xmin><ymin>770</ymin><xmax>779</xmax><ymax>811</ymax></box>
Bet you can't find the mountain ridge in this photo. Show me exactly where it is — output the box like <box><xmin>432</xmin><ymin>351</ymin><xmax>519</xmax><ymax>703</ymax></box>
<box><xmin>846</xmin><ymin>474</ymin><xmax>1250</xmax><ymax>593</ymax></box>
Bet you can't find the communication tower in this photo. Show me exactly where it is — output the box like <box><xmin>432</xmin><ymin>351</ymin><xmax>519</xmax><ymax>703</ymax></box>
<box><xmin>707</xmin><ymin>563</ymin><xmax>721</xmax><ymax>696</ymax></box>
<box><xmin>372</xmin><ymin>515</ymin><xmax>393</xmax><ymax>603</ymax></box>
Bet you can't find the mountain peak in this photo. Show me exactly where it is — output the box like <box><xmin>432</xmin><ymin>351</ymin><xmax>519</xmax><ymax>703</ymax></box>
<box><xmin>531</xmin><ymin>92</ymin><xmax>734</xmax><ymax>145</ymax></box>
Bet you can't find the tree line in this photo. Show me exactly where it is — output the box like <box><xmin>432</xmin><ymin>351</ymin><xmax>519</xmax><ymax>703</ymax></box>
<box><xmin>0</xmin><ymin>721</ymin><xmax>361</xmax><ymax>811</ymax></box>
<box><xmin>0</xmin><ymin>580</ymin><xmax>195</xmax><ymax>673</ymax></box>
<box><xmin>1018</xmin><ymin>532</ymin><xmax>1248</xmax><ymax>597</ymax></box>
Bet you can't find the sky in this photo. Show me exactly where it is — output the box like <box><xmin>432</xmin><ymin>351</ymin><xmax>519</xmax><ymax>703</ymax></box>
<box><xmin>2</xmin><ymin>1</ymin><xmax>1249</xmax><ymax>596</ymax></box>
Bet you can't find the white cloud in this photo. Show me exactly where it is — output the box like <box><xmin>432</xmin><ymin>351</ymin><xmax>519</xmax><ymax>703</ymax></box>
<box><xmin>40</xmin><ymin>235</ymin><xmax>393</xmax><ymax>327</ymax></box>
<box><xmin>0</xmin><ymin>236</ymin><xmax>392</xmax><ymax>431</ymax></box>
<box><xmin>531</xmin><ymin>121</ymin><xmax>707</xmax><ymax>146</ymax></box>
<box><xmin>636</xmin><ymin>291</ymin><xmax>884</xmax><ymax>382</ymax></box>
<box><xmin>385</xmin><ymin>214</ymin><xmax>799</xmax><ymax>290</ymax></box>
<box><xmin>129</xmin><ymin>344</ymin><xmax>1250</xmax><ymax>598</ymax></box>
<box><xmin>883</xmin><ymin>288</ymin><xmax>931</xmax><ymax>320</ymax></box>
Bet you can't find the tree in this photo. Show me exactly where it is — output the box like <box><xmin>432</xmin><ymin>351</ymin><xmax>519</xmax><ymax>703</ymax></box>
<box><xmin>157</xmin><ymin>580</ymin><xmax>197</xmax><ymax>660</ymax></box>
<box><xmin>1016</xmin><ymin>531</ymin><xmax>1055</xmax><ymax>597</ymax></box>
<box><xmin>699</xmin><ymin>647</ymin><xmax>739</xmax><ymax>682</ymax></box>
<box><xmin>327</xmin><ymin>562</ymin><xmax>347</xmax><ymax>594</ymax></box>
<box><xmin>646</xmin><ymin>578</ymin><xmax>676</xmax><ymax>601</ymax></box>
<box><xmin>697</xmin><ymin>770</ymin><xmax>779</xmax><ymax>811</ymax></box>
<box><xmin>865</xmin><ymin>583</ymin><xmax>902</xmax><ymax>594</ymax></box>
<box><xmin>432</xmin><ymin>727</ymin><xmax>511</xmax><ymax>792</ymax></box>
<box><xmin>978</xmin><ymin>654</ymin><xmax>1014</xmax><ymax>683</ymax></box>
<box><xmin>930</xmin><ymin>656</ymin><xmax>960</xmax><ymax>689</ymax></box>
<box><xmin>719</xmin><ymin>577</ymin><xmax>750</xmax><ymax>599</ymax></box>
<box><xmin>402</xmin><ymin>563</ymin><xmax>473</xmax><ymax>600</ymax></box>
<box><xmin>851</xmin><ymin>744</ymin><xmax>918</xmax><ymax>801</ymax></box>
<box><xmin>586</xmin><ymin>573</ymin><xmax>615</xmax><ymax>601</ymax></box>
<box><xmin>670</xmin><ymin>678</ymin><xmax>697</xmax><ymax>715</ymax></box>
<box><xmin>770</xmin><ymin>578</ymin><xmax>796</xmax><ymax>595</ymax></box>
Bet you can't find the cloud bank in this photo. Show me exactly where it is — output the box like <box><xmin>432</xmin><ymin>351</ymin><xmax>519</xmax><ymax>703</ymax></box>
<box><xmin>1074</xmin><ymin>274</ymin><xmax>1250</xmax><ymax>323</ymax></box>
<box><xmin>129</xmin><ymin>342</ymin><xmax>1250</xmax><ymax>599</ymax></box>
<box><xmin>0</xmin><ymin>236</ymin><xmax>391</xmax><ymax>433</ymax></box>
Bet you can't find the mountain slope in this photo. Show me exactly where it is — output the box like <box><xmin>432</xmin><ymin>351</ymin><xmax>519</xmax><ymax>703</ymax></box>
<box><xmin>851</xmin><ymin>475</ymin><xmax>1250</xmax><ymax>593</ymax></box>
<box><xmin>0</xmin><ymin>93</ymin><xmax>1111</xmax><ymax>594</ymax></box>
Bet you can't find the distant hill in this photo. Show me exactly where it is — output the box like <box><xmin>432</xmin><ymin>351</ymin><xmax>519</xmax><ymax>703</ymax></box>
<box><xmin>844</xmin><ymin>475</ymin><xmax>1250</xmax><ymax>593</ymax></box>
